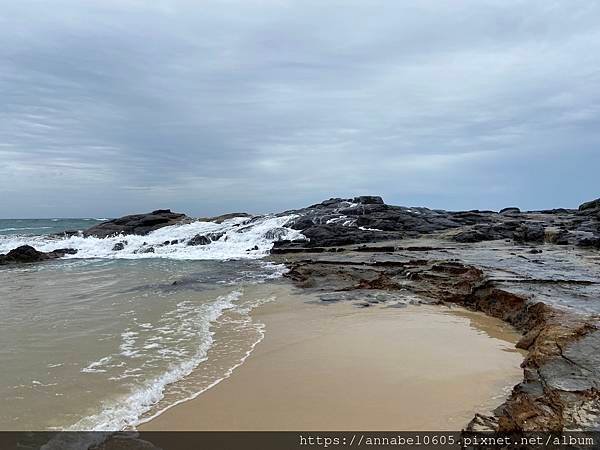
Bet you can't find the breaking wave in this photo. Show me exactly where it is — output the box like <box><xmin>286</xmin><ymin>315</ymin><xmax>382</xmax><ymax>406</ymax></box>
<box><xmin>0</xmin><ymin>215</ymin><xmax>305</xmax><ymax>260</ymax></box>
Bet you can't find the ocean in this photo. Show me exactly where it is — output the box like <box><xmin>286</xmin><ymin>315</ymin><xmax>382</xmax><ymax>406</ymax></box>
<box><xmin>0</xmin><ymin>216</ymin><xmax>302</xmax><ymax>431</ymax></box>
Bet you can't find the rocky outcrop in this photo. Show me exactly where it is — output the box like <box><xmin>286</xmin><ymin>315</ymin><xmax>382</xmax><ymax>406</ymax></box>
<box><xmin>0</xmin><ymin>245</ymin><xmax>77</xmax><ymax>265</ymax></box>
<box><xmin>83</xmin><ymin>209</ymin><xmax>190</xmax><ymax>238</ymax></box>
<box><xmin>579</xmin><ymin>198</ymin><xmax>600</xmax><ymax>211</ymax></box>
<box><xmin>274</xmin><ymin>196</ymin><xmax>600</xmax><ymax>250</ymax></box>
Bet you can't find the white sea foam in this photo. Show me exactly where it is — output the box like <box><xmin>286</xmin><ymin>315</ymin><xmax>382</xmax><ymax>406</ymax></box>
<box><xmin>136</xmin><ymin>294</ymin><xmax>274</xmax><ymax>428</ymax></box>
<box><xmin>358</xmin><ymin>226</ymin><xmax>383</xmax><ymax>232</ymax></box>
<box><xmin>67</xmin><ymin>290</ymin><xmax>243</xmax><ymax>431</ymax></box>
<box><xmin>0</xmin><ymin>214</ymin><xmax>305</xmax><ymax>260</ymax></box>
<box><xmin>42</xmin><ymin>294</ymin><xmax>272</xmax><ymax>449</ymax></box>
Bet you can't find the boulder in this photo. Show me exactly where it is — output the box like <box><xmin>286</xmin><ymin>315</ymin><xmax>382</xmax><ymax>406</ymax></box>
<box><xmin>187</xmin><ymin>234</ymin><xmax>211</xmax><ymax>246</ymax></box>
<box><xmin>0</xmin><ymin>245</ymin><xmax>77</xmax><ymax>265</ymax></box>
<box><xmin>83</xmin><ymin>209</ymin><xmax>189</xmax><ymax>238</ymax></box>
<box><xmin>112</xmin><ymin>242</ymin><xmax>126</xmax><ymax>251</ymax></box>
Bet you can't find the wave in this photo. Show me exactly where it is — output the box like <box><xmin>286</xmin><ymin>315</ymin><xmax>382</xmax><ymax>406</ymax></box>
<box><xmin>0</xmin><ymin>214</ymin><xmax>305</xmax><ymax>260</ymax></box>
<box><xmin>0</xmin><ymin>226</ymin><xmax>54</xmax><ymax>232</ymax></box>
<box><xmin>66</xmin><ymin>290</ymin><xmax>243</xmax><ymax>431</ymax></box>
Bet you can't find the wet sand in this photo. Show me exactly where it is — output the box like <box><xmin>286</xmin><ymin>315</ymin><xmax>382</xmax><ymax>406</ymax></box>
<box><xmin>141</xmin><ymin>284</ymin><xmax>524</xmax><ymax>431</ymax></box>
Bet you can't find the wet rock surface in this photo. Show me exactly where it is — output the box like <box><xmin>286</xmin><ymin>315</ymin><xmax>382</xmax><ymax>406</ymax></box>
<box><xmin>270</xmin><ymin>234</ymin><xmax>600</xmax><ymax>432</ymax></box>
<box><xmin>0</xmin><ymin>245</ymin><xmax>77</xmax><ymax>265</ymax></box>
<box><xmin>83</xmin><ymin>209</ymin><xmax>190</xmax><ymax>238</ymax></box>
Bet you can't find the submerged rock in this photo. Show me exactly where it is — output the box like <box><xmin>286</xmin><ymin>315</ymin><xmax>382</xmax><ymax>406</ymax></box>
<box><xmin>206</xmin><ymin>232</ymin><xmax>224</xmax><ymax>241</ymax></box>
<box><xmin>112</xmin><ymin>242</ymin><xmax>126</xmax><ymax>251</ymax></box>
<box><xmin>187</xmin><ymin>234</ymin><xmax>211</xmax><ymax>246</ymax></box>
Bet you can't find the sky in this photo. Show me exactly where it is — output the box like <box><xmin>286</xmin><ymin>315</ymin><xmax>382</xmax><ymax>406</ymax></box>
<box><xmin>1</xmin><ymin>0</ymin><xmax>599</xmax><ymax>218</ymax></box>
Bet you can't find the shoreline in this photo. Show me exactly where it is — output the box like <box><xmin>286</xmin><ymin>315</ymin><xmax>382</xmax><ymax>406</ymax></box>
<box><xmin>271</xmin><ymin>239</ymin><xmax>600</xmax><ymax>431</ymax></box>
<box><xmin>2</xmin><ymin>195</ymin><xmax>598</xmax><ymax>433</ymax></box>
<box><xmin>141</xmin><ymin>282</ymin><xmax>524</xmax><ymax>431</ymax></box>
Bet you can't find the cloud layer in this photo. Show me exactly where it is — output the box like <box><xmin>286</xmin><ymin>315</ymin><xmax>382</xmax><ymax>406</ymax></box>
<box><xmin>1</xmin><ymin>0</ymin><xmax>599</xmax><ymax>217</ymax></box>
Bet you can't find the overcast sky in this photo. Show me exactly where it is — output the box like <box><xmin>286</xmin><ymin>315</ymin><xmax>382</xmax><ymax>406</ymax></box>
<box><xmin>1</xmin><ymin>0</ymin><xmax>599</xmax><ymax>218</ymax></box>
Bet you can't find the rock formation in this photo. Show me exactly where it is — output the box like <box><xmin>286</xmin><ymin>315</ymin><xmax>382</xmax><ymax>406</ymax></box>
<box><xmin>83</xmin><ymin>209</ymin><xmax>190</xmax><ymax>238</ymax></box>
<box><xmin>0</xmin><ymin>245</ymin><xmax>77</xmax><ymax>265</ymax></box>
<box><xmin>270</xmin><ymin>196</ymin><xmax>600</xmax><ymax>432</ymax></box>
<box><xmin>273</xmin><ymin>196</ymin><xmax>600</xmax><ymax>250</ymax></box>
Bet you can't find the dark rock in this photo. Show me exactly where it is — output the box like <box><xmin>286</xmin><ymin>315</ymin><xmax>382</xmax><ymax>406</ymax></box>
<box><xmin>300</xmin><ymin>224</ymin><xmax>399</xmax><ymax>247</ymax></box>
<box><xmin>52</xmin><ymin>229</ymin><xmax>81</xmax><ymax>238</ymax></box>
<box><xmin>200</xmin><ymin>212</ymin><xmax>252</xmax><ymax>223</ymax></box>
<box><xmin>513</xmin><ymin>223</ymin><xmax>545</xmax><ymax>243</ymax></box>
<box><xmin>355</xmin><ymin>245</ymin><xmax>395</xmax><ymax>252</ymax></box>
<box><xmin>187</xmin><ymin>234</ymin><xmax>211</xmax><ymax>246</ymax></box>
<box><xmin>206</xmin><ymin>232</ymin><xmax>225</xmax><ymax>241</ymax></box>
<box><xmin>0</xmin><ymin>245</ymin><xmax>77</xmax><ymax>265</ymax></box>
<box><xmin>579</xmin><ymin>198</ymin><xmax>600</xmax><ymax>211</ymax></box>
<box><xmin>7</xmin><ymin>245</ymin><xmax>49</xmax><ymax>263</ymax></box>
<box><xmin>170</xmin><ymin>240</ymin><xmax>179</xmax><ymax>245</ymax></box>
<box><xmin>499</xmin><ymin>207</ymin><xmax>521</xmax><ymax>215</ymax></box>
<box><xmin>275</xmin><ymin>195</ymin><xmax>599</xmax><ymax>251</ymax></box>
<box><xmin>52</xmin><ymin>248</ymin><xmax>78</xmax><ymax>255</ymax></box>
<box><xmin>537</xmin><ymin>208</ymin><xmax>573</xmax><ymax>214</ymax></box>
<box><xmin>578</xmin><ymin>236</ymin><xmax>600</xmax><ymax>248</ymax></box>
<box><xmin>264</xmin><ymin>228</ymin><xmax>288</xmax><ymax>240</ymax></box>
<box><xmin>289</xmin><ymin>217</ymin><xmax>315</xmax><ymax>231</ymax></box>
<box><xmin>353</xmin><ymin>195</ymin><xmax>384</xmax><ymax>205</ymax></box>
<box><xmin>112</xmin><ymin>242</ymin><xmax>125</xmax><ymax>251</ymax></box>
<box><xmin>453</xmin><ymin>229</ymin><xmax>496</xmax><ymax>243</ymax></box>
<box><xmin>135</xmin><ymin>247</ymin><xmax>155</xmax><ymax>254</ymax></box>
<box><xmin>83</xmin><ymin>210</ymin><xmax>189</xmax><ymax>238</ymax></box>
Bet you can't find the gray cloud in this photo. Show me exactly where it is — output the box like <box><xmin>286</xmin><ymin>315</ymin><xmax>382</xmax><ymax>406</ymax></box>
<box><xmin>1</xmin><ymin>0</ymin><xmax>599</xmax><ymax>217</ymax></box>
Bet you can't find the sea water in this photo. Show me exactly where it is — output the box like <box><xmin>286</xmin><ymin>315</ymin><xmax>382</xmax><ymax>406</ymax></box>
<box><xmin>0</xmin><ymin>215</ymin><xmax>302</xmax><ymax>430</ymax></box>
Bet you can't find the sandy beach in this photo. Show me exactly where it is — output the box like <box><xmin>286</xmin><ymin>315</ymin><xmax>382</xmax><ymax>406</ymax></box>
<box><xmin>141</xmin><ymin>283</ymin><xmax>524</xmax><ymax>431</ymax></box>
